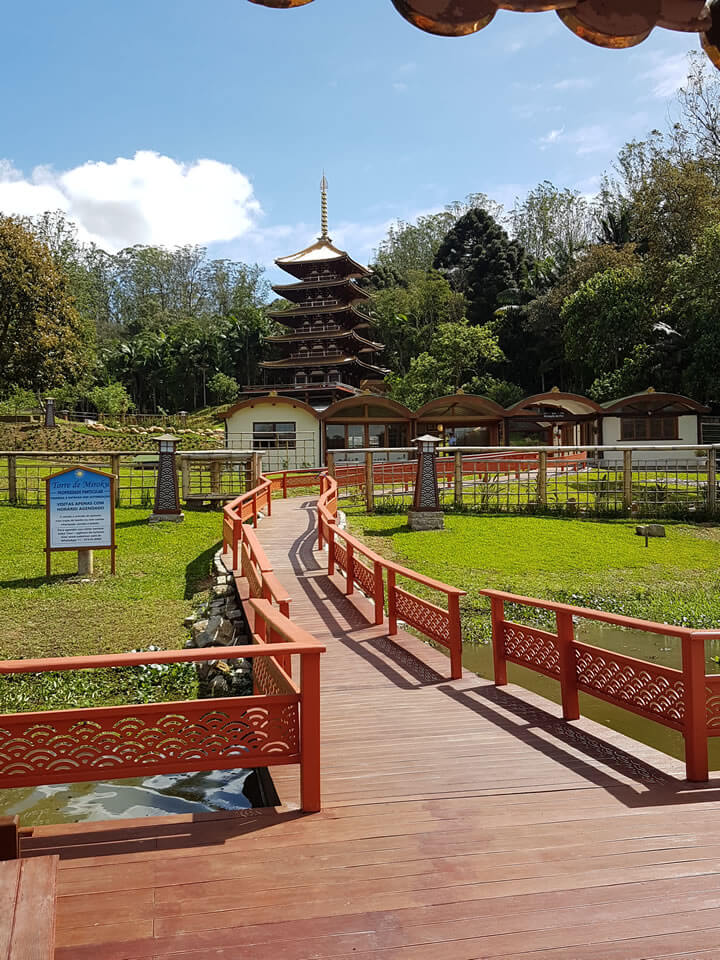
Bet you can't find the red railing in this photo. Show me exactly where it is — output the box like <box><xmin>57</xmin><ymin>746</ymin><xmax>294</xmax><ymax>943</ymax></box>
<box><xmin>317</xmin><ymin>474</ymin><xmax>465</xmax><ymax>680</ymax></box>
<box><xmin>266</xmin><ymin>468</ymin><xmax>324</xmax><ymax>498</ymax></box>
<box><xmin>0</xmin><ymin>599</ymin><xmax>325</xmax><ymax>811</ymax></box>
<box><xmin>481</xmin><ymin>588</ymin><xmax>720</xmax><ymax>781</ymax></box>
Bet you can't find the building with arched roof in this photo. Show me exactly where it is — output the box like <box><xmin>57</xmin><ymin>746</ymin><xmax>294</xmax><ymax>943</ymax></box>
<box><xmin>415</xmin><ymin>394</ymin><xmax>506</xmax><ymax>447</ymax></box>
<box><xmin>322</xmin><ymin>395</ymin><xmax>414</xmax><ymax>461</ymax></box>
<box><xmin>599</xmin><ymin>391</ymin><xmax>710</xmax><ymax>462</ymax></box>
<box><xmin>505</xmin><ymin>392</ymin><xmax>603</xmax><ymax>447</ymax></box>
<box><xmin>219</xmin><ymin>395</ymin><xmax>322</xmax><ymax>470</ymax></box>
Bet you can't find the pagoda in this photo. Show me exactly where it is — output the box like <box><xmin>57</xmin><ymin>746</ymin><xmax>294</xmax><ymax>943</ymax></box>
<box><xmin>249</xmin><ymin>177</ymin><xmax>389</xmax><ymax>406</ymax></box>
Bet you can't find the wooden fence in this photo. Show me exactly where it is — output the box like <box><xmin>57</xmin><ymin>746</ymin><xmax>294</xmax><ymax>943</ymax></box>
<box><xmin>482</xmin><ymin>588</ymin><xmax>720</xmax><ymax>781</ymax></box>
<box><xmin>329</xmin><ymin>445</ymin><xmax>718</xmax><ymax>518</ymax></box>
<box><xmin>0</xmin><ymin>598</ymin><xmax>325</xmax><ymax>811</ymax></box>
<box><xmin>0</xmin><ymin>450</ymin><xmax>256</xmax><ymax>507</ymax></box>
<box><xmin>316</xmin><ymin>474</ymin><xmax>465</xmax><ymax>680</ymax></box>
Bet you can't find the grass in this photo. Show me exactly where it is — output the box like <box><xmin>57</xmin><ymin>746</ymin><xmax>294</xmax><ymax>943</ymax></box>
<box><xmin>345</xmin><ymin>510</ymin><xmax>720</xmax><ymax>639</ymax></box>
<box><xmin>0</xmin><ymin>505</ymin><xmax>222</xmax><ymax>661</ymax></box>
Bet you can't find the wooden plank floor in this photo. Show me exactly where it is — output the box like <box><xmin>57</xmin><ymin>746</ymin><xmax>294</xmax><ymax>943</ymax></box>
<box><xmin>21</xmin><ymin>496</ymin><xmax>720</xmax><ymax>959</ymax></box>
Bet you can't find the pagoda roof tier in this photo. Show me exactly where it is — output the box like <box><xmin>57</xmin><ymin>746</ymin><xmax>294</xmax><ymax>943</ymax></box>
<box><xmin>266</xmin><ymin>329</ymin><xmax>383</xmax><ymax>350</ymax></box>
<box><xmin>261</xmin><ymin>355</ymin><xmax>390</xmax><ymax>375</ymax></box>
<box><xmin>271</xmin><ymin>277</ymin><xmax>371</xmax><ymax>305</ymax></box>
<box><xmin>268</xmin><ymin>303</ymin><xmax>371</xmax><ymax>326</ymax></box>
<box><xmin>275</xmin><ymin>239</ymin><xmax>371</xmax><ymax>280</ymax></box>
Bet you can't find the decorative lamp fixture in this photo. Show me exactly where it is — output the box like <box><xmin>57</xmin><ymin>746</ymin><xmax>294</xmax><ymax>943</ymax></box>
<box><xmin>247</xmin><ymin>0</ymin><xmax>720</xmax><ymax>70</ymax></box>
<box><xmin>149</xmin><ymin>434</ymin><xmax>184</xmax><ymax>523</ymax></box>
<box><xmin>44</xmin><ymin>397</ymin><xmax>56</xmax><ymax>429</ymax></box>
<box><xmin>408</xmin><ymin>434</ymin><xmax>444</xmax><ymax>530</ymax></box>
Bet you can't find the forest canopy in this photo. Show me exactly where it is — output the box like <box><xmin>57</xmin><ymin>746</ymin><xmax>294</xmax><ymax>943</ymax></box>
<box><xmin>2</xmin><ymin>52</ymin><xmax>719</xmax><ymax>415</ymax></box>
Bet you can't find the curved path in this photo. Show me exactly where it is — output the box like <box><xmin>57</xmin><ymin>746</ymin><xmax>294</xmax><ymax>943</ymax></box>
<box><xmin>23</xmin><ymin>496</ymin><xmax>720</xmax><ymax>959</ymax></box>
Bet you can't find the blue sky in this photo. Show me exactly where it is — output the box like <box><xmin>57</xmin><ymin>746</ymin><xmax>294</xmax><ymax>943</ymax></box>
<box><xmin>0</xmin><ymin>0</ymin><xmax>700</xmax><ymax>276</ymax></box>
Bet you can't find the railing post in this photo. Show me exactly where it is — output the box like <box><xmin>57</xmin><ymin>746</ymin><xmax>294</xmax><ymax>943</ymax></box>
<box><xmin>111</xmin><ymin>453</ymin><xmax>121</xmax><ymax>506</ymax></box>
<box><xmin>387</xmin><ymin>568</ymin><xmax>397</xmax><ymax>636</ymax></box>
<box><xmin>537</xmin><ymin>450</ymin><xmax>547</xmax><ymax>507</ymax></box>
<box><xmin>0</xmin><ymin>815</ymin><xmax>19</xmax><ymax>860</ymax></box>
<box><xmin>327</xmin><ymin>452</ymin><xmax>336</xmax><ymax>479</ymax></box>
<box><xmin>7</xmin><ymin>454</ymin><xmax>17</xmax><ymax>504</ymax></box>
<box><xmin>365</xmin><ymin>452</ymin><xmax>374</xmax><ymax>513</ymax></box>
<box><xmin>373</xmin><ymin>561</ymin><xmax>384</xmax><ymax>626</ymax></box>
<box><xmin>346</xmin><ymin>541</ymin><xmax>354</xmax><ymax>596</ymax></box>
<box><xmin>233</xmin><ymin>518</ymin><xmax>241</xmax><ymax>572</ymax></box>
<box><xmin>317</xmin><ymin>505</ymin><xmax>324</xmax><ymax>551</ymax></box>
<box><xmin>623</xmin><ymin>449</ymin><xmax>633</xmax><ymax>512</ymax></box>
<box><xmin>252</xmin><ymin>492</ymin><xmax>258</xmax><ymax>528</ymax></box>
<box><xmin>448</xmin><ymin>593</ymin><xmax>462</xmax><ymax>680</ymax></box>
<box><xmin>454</xmin><ymin>452</ymin><xmax>463</xmax><ymax>508</ymax></box>
<box><xmin>300</xmin><ymin>651</ymin><xmax>322</xmax><ymax>813</ymax></box>
<box><xmin>490</xmin><ymin>596</ymin><xmax>507</xmax><ymax>685</ymax></box>
<box><xmin>282</xmin><ymin>471</ymin><xmax>288</xmax><ymax>498</ymax></box>
<box><xmin>707</xmin><ymin>447</ymin><xmax>716</xmax><ymax>516</ymax></box>
<box><xmin>556</xmin><ymin>610</ymin><xmax>580</xmax><ymax>720</ymax></box>
<box><xmin>251</xmin><ymin>453</ymin><xmax>262</xmax><ymax>487</ymax></box>
<box><xmin>682</xmin><ymin>631</ymin><xmax>709</xmax><ymax>782</ymax></box>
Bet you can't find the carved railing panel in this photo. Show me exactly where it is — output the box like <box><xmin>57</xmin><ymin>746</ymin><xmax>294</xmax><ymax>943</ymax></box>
<box><xmin>0</xmin><ymin>695</ymin><xmax>301</xmax><ymax>788</ymax></box>
<box><xmin>574</xmin><ymin>641</ymin><xmax>685</xmax><ymax>728</ymax></box>
<box><xmin>352</xmin><ymin>556</ymin><xmax>375</xmax><ymax>596</ymax></box>
<box><xmin>254</xmin><ymin>655</ymin><xmax>299</xmax><ymax>699</ymax></box>
<box><xmin>705</xmin><ymin>676</ymin><xmax>720</xmax><ymax>735</ymax></box>
<box><xmin>503</xmin><ymin>622</ymin><xmax>560</xmax><ymax>677</ymax></box>
<box><xmin>334</xmin><ymin>541</ymin><xmax>347</xmax><ymax>573</ymax></box>
<box><xmin>242</xmin><ymin>544</ymin><xmax>262</xmax><ymax>598</ymax></box>
<box><xmin>395</xmin><ymin>587</ymin><xmax>450</xmax><ymax>647</ymax></box>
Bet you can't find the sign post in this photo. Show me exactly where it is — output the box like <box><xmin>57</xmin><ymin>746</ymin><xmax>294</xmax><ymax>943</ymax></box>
<box><xmin>45</xmin><ymin>467</ymin><xmax>117</xmax><ymax>576</ymax></box>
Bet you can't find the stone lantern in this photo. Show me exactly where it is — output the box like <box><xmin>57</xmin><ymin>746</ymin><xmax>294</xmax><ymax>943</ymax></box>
<box><xmin>44</xmin><ymin>397</ymin><xmax>56</xmax><ymax>429</ymax></box>
<box><xmin>149</xmin><ymin>434</ymin><xmax>184</xmax><ymax>523</ymax></box>
<box><xmin>408</xmin><ymin>434</ymin><xmax>444</xmax><ymax>531</ymax></box>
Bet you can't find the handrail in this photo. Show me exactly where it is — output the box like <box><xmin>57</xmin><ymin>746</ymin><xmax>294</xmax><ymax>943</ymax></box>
<box><xmin>317</xmin><ymin>473</ymin><xmax>465</xmax><ymax>679</ymax></box>
<box><xmin>480</xmin><ymin>588</ymin><xmax>716</xmax><ymax>782</ymax></box>
<box><xmin>0</xmin><ymin>598</ymin><xmax>325</xmax><ymax>811</ymax></box>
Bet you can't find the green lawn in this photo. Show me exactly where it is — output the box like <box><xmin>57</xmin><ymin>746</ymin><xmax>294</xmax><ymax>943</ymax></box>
<box><xmin>0</xmin><ymin>505</ymin><xmax>222</xmax><ymax>661</ymax></box>
<box><xmin>346</xmin><ymin>511</ymin><xmax>720</xmax><ymax>637</ymax></box>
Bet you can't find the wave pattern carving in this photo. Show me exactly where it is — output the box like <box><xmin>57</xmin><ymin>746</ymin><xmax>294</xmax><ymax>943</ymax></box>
<box><xmin>503</xmin><ymin>623</ymin><xmax>560</xmax><ymax>676</ymax></box>
<box><xmin>0</xmin><ymin>698</ymin><xmax>300</xmax><ymax>788</ymax></box>
<box><xmin>574</xmin><ymin>644</ymin><xmax>685</xmax><ymax>726</ymax></box>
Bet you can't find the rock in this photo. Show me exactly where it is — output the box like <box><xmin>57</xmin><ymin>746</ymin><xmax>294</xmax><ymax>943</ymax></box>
<box><xmin>183</xmin><ymin>614</ymin><xmax>198</xmax><ymax>629</ymax></box>
<box><xmin>213</xmin><ymin>584</ymin><xmax>231</xmax><ymax>599</ymax></box>
<box><xmin>228</xmin><ymin>608</ymin><xmax>245</xmax><ymax>622</ymax></box>
<box><xmin>216</xmin><ymin>620</ymin><xmax>234</xmax><ymax>644</ymax></box>
<box><xmin>191</xmin><ymin>619</ymin><xmax>209</xmax><ymax>641</ymax></box>
<box><xmin>210</xmin><ymin>674</ymin><xmax>232</xmax><ymax>698</ymax></box>
<box><xmin>636</xmin><ymin>524</ymin><xmax>666</xmax><ymax>538</ymax></box>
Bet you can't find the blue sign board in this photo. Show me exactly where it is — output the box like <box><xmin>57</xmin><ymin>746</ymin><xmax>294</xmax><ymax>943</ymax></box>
<box><xmin>45</xmin><ymin>468</ymin><xmax>116</xmax><ymax>576</ymax></box>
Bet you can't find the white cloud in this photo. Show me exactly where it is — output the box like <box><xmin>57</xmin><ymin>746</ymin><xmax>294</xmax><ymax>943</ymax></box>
<box><xmin>0</xmin><ymin>151</ymin><xmax>261</xmax><ymax>252</ymax></box>
<box><xmin>640</xmin><ymin>51</ymin><xmax>689</xmax><ymax>99</ymax></box>
<box><xmin>537</xmin><ymin>124</ymin><xmax>613</xmax><ymax>155</ymax></box>
<box><xmin>539</xmin><ymin>127</ymin><xmax>565</xmax><ymax>148</ymax></box>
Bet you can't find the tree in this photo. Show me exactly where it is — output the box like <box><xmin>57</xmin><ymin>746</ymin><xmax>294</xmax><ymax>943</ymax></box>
<box><xmin>509</xmin><ymin>181</ymin><xmax>594</xmax><ymax>270</ymax></box>
<box><xmin>663</xmin><ymin>223</ymin><xmax>720</xmax><ymax>402</ymax></box>
<box><xmin>369</xmin><ymin>270</ymin><xmax>466</xmax><ymax>376</ymax></box>
<box><xmin>208</xmin><ymin>371</ymin><xmax>240</xmax><ymax>404</ymax></box>
<box><xmin>433</xmin><ymin>208</ymin><xmax>527</xmax><ymax>327</ymax></box>
<box><xmin>388</xmin><ymin>319</ymin><xmax>503</xmax><ymax>408</ymax></box>
<box><xmin>561</xmin><ymin>266</ymin><xmax>655</xmax><ymax>385</ymax></box>
<box><xmin>0</xmin><ymin>216</ymin><xmax>94</xmax><ymax>394</ymax></box>
<box><xmin>673</xmin><ymin>50</ymin><xmax>720</xmax><ymax>184</ymax></box>
<box><xmin>89</xmin><ymin>381</ymin><xmax>134</xmax><ymax>417</ymax></box>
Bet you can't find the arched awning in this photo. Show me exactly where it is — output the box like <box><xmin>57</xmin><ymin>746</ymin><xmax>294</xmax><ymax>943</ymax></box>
<box><xmin>507</xmin><ymin>392</ymin><xmax>602</xmax><ymax>418</ymax></box>
<box><xmin>322</xmin><ymin>395</ymin><xmax>414</xmax><ymax>421</ymax></box>
<box><xmin>416</xmin><ymin>394</ymin><xmax>505</xmax><ymax>421</ymax></box>
<box><xmin>601</xmin><ymin>391</ymin><xmax>711</xmax><ymax>415</ymax></box>
<box><xmin>248</xmin><ymin>1</ymin><xmax>720</xmax><ymax>70</ymax></box>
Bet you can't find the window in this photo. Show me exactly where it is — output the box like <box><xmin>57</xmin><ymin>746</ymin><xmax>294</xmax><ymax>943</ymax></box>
<box><xmin>253</xmin><ymin>421</ymin><xmax>296</xmax><ymax>449</ymax></box>
<box><xmin>621</xmin><ymin>416</ymin><xmax>678</xmax><ymax>441</ymax></box>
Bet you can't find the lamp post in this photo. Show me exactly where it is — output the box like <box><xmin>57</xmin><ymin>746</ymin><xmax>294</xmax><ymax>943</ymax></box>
<box><xmin>149</xmin><ymin>434</ymin><xmax>184</xmax><ymax>523</ymax></box>
<box><xmin>408</xmin><ymin>434</ymin><xmax>444</xmax><ymax>531</ymax></box>
<box><xmin>44</xmin><ymin>397</ymin><xmax>56</xmax><ymax>429</ymax></box>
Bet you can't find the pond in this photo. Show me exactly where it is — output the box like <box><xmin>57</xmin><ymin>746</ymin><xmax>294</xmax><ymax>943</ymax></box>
<box><xmin>0</xmin><ymin>768</ymin><xmax>260</xmax><ymax>826</ymax></box>
<box><xmin>461</xmin><ymin>619</ymin><xmax>720</xmax><ymax>769</ymax></box>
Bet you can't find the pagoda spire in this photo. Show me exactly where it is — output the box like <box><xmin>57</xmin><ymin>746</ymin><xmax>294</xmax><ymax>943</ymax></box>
<box><xmin>320</xmin><ymin>173</ymin><xmax>330</xmax><ymax>242</ymax></box>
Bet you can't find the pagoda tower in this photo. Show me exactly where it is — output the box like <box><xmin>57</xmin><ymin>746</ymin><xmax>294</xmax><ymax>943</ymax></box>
<box><xmin>254</xmin><ymin>177</ymin><xmax>388</xmax><ymax>406</ymax></box>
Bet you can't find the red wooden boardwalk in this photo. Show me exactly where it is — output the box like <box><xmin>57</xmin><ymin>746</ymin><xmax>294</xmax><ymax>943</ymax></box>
<box><xmin>21</xmin><ymin>497</ymin><xmax>720</xmax><ymax>959</ymax></box>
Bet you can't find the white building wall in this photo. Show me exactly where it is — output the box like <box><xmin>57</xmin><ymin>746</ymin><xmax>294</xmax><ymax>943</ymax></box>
<box><xmin>225</xmin><ymin>399</ymin><xmax>321</xmax><ymax>471</ymax></box>
<box><xmin>601</xmin><ymin>414</ymin><xmax>700</xmax><ymax>464</ymax></box>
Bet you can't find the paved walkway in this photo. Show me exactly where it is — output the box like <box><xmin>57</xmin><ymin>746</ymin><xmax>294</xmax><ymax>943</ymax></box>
<box><xmin>22</xmin><ymin>497</ymin><xmax>720</xmax><ymax>959</ymax></box>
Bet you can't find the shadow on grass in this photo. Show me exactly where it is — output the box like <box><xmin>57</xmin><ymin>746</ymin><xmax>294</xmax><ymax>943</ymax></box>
<box><xmin>184</xmin><ymin>541</ymin><xmax>221</xmax><ymax>600</ymax></box>
<box><xmin>115</xmin><ymin>517</ymin><xmax>149</xmax><ymax>529</ymax></box>
<box><xmin>0</xmin><ymin>573</ymin><xmax>78</xmax><ymax>589</ymax></box>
